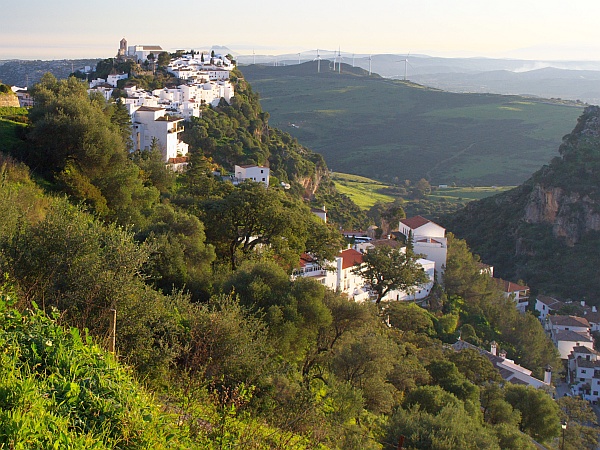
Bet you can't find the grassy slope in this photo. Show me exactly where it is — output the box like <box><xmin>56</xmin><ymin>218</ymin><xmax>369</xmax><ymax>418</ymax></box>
<box><xmin>332</xmin><ymin>171</ymin><xmax>513</xmax><ymax>210</ymax></box>
<box><xmin>242</xmin><ymin>63</ymin><xmax>582</xmax><ymax>186</ymax></box>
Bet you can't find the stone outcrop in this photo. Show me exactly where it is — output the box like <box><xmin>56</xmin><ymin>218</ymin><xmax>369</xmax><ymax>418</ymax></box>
<box><xmin>525</xmin><ymin>185</ymin><xmax>600</xmax><ymax>245</ymax></box>
<box><xmin>0</xmin><ymin>92</ymin><xmax>19</xmax><ymax>108</ymax></box>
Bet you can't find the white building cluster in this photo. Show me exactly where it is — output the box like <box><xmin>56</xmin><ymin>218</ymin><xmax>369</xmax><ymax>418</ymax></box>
<box><xmin>86</xmin><ymin>41</ymin><xmax>237</xmax><ymax>164</ymax></box>
<box><xmin>293</xmin><ymin>215</ymin><xmax>445</xmax><ymax>303</ymax></box>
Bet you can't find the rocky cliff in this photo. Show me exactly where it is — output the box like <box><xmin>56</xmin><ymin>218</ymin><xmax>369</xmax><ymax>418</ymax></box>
<box><xmin>0</xmin><ymin>91</ymin><xmax>19</xmax><ymax>107</ymax></box>
<box><xmin>443</xmin><ymin>106</ymin><xmax>600</xmax><ymax>300</ymax></box>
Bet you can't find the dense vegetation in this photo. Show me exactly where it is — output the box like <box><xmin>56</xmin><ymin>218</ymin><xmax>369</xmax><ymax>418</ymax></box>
<box><xmin>242</xmin><ymin>62</ymin><xmax>582</xmax><ymax>186</ymax></box>
<box><xmin>444</xmin><ymin>106</ymin><xmax>600</xmax><ymax>302</ymax></box>
<box><xmin>0</xmin><ymin>67</ymin><xmax>594</xmax><ymax>448</ymax></box>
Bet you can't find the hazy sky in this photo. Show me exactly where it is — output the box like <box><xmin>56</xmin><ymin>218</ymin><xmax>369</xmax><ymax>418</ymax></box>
<box><xmin>2</xmin><ymin>0</ymin><xmax>600</xmax><ymax>61</ymax></box>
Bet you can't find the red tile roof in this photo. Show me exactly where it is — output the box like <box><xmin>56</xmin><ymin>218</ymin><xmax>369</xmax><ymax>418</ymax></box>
<box><xmin>340</xmin><ymin>248</ymin><xmax>363</xmax><ymax>270</ymax></box>
<box><xmin>167</xmin><ymin>156</ymin><xmax>189</xmax><ymax>164</ymax></box>
<box><xmin>400</xmin><ymin>215</ymin><xmax>431</xmax><ymax>230</ymax></box>
<box><xmin>495</xmin><ymin>278</ymin><xmax>529</xmax><ymax>293</ymax></box>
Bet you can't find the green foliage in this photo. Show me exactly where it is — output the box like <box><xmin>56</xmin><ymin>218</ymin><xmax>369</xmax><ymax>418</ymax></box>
<box><xmin>19</xmin><ymin>73</ymin><xmax>159</xmax><ymax>223</ymax></box>
<box><xmin>504</xmin><ymin>384</ymin><xmax>560</xmax><ymax>442</ymax></box>
<box><xmin>355</xmin><ymin>243</ymin><xmax>429</xmax><ymax>303</ymax></box>
<box><xmin>384</xmin><ymin>404</ymin><xmax>501</xmax><ymax>450</ymax></box>
<box><xmin>0</xmin><ymin>288</ymin><xmax>190</xmax><ymax>449</ymax></box>
<box><xmin>242</xmin><ymin>64</ymin><xmax>581</xmax><ymax>186</ymax></box>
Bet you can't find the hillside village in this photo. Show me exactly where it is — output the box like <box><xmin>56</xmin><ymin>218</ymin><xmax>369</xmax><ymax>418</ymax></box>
<box><xmin>2</xmin><ymin>39</ymin><xmax>599</xmax><ymax>449</ymax></box>
<box><xmin>8</xmin><ymin>40</ymin><xmax>596</xmax><ymax>391</ymax></box>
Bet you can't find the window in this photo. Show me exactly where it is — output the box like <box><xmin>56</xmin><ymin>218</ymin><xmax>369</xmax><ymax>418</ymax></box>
<box><xmin>594</xmin><ymin>391</ymin><xmax>598</xmax><ymax>396</ymax></box>
<box><xmin>581</xmin><ymin>378</ymin><xmax>585</xmax><ymax>382</ymax></box>
<box><xmin>582</xmin><ymin>369</ymin><xmax>587</xmax><ymax>374</ymax></box>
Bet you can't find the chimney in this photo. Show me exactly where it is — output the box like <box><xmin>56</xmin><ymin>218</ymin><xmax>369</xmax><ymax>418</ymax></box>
<box><xmin>544</xmin><ymin>365</ymin><xmax>552</xmax><ymax>385</ymax></box>
<box><xmin>499</xmin><ymin>349</ymin><xmax>507</xmax><ymax>359</ymax></box>
<box><xmin>490</xmin><ymin>341</ymin><xmax>497</xmax><ymax>356</ymax></box>
<box><xmin>581</xmin><ymin>301</ymin><xmax>586</xmax><ymax>307</ymax></box>
<box><xmin>594</xmin><ymin>306</ymin><xmax>598</xmax><ymax>313</ymax></box>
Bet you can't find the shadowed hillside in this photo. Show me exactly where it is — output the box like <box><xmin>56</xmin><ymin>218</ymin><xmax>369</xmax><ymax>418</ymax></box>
<box><xmin>442</xmin><ymin>106</ymin><xmax>600</xmax><ymax>302</ymax></box>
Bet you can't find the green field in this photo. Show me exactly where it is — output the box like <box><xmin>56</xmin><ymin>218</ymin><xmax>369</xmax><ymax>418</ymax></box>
<box><xmin>331</xmin><ymin>172</ymin><xmax>396</xmax><ymax>208</ymax></box>
<box><xmin>331</xmin><ymin>172</ymin><xmax>511</xmax><ymax>210</ymax></box>
<box><xmin>242</xmin><ymin>62</ymin><xmax>582</xmax><ymax>186</ymax></box>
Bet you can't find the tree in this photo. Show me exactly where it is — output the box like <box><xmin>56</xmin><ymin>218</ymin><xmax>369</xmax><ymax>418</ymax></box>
<box><xmin>202</xmin><ymin>181</ymin><xmax>310</xmax><ymax>270</ymax></box>
<box><xmin>448</xmin><ymin>349</ymin><xmax>502</xmax><ymax>385</ymax></box>
<box><xmin>354</xmin><ymin>244</ymin><xmax>429</xmax><ymax>304</ymax></box>
<box><xmin>504</xmin><ymin>384</ymin><xmax>560</xmax><ymax>442</ymax></box>
<box><xmin>557</xmin><ymin>396</ymin><xmax>600</xmax><ymax>450</ymax></box>
<box><xmin>23</xmin><ymin>74</ymin><xmax>158</xmax><ymax>224</ymax></box>
<box><xmin>157</xmin><ymin>51</ymin><xmax>171</xmax><ymax>68</ymax></box>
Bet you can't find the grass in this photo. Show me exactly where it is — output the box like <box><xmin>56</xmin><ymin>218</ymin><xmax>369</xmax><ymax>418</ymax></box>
<box><xmin>331</xmin><ymin>172</ymin><xmax>396</xmax><ymax>208</ymax></box>
<box><xmin>331</xmin><ymin>171</ymin><xmax>511</xmax><ymax>210</ymax></box>
<box><xmin>241</xmin><ymin>63</ymin><xmax>582</xmax><ymax>186</ymax></box>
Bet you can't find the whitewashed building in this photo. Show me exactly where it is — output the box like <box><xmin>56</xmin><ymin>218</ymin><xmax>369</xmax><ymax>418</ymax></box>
<box><xmin>398</xmin><ymin>216</ymin><xmax>447</xmax><ymax>282</ymax></box>
<box><xmin>233</xmin><ymin>165</ymin><xmax>270</xmax><ymax>186</ymax></box>
<box><xmin>130</xmin><ymin>106</ymin><xmax>188</xmax><ymax>161</ymax></box>
<box><xmin>567</xmin><ymin>346</ymin><xmax>600</xmax><ymax>401</ymax></box>
<box><xmin>546</xmin><ymin>315</ymin><xmax>594</xmax><ymax>359</ymax></box>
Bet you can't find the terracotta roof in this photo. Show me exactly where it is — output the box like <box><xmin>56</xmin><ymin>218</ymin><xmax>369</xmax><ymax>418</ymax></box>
<box><xmin>495</xmin><ymin>278</ymin><xmax>529</xmax><ymax>293</ymax></box>
<box><xmin>167</xmin><ymin>156</ymin><xmax>189</xmax><ymax>164</ymax></box>
<box><xmin>399</xmin><ymin>215</ymin><xmax>431</xmax><ymax>230</ymax></box>
<box><xmin>340</xmin><ymin>248</ymin><xmax>363</xmax><ymax>270</ymax></box>
<box><xmin>549</xmin><ymin>315</ymin><xmax>590</xmax><ymax>328</ymax></box>
<box><xmin>298</xmin><ymin>252</ymin><xmax>317</xmax><ymax>268</ymax></box>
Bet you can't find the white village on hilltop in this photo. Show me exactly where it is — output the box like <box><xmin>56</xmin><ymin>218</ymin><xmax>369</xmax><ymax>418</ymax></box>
<box><xmin>8</xmin><ymin>38</ymin><xmax>599</xmax><ymax>400</ymax></box>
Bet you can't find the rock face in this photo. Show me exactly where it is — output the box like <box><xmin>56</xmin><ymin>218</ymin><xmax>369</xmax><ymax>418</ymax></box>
<box><xmin>443</xmin><ymin>105</ymin><xmax>600</xmax><ymax>299</ymax></box>
<box><xmin>525</xmin><ymin>185</ymin><xmax>600</xmax><ymax>246</ymax></box>
<box><xmin>0</xmin><ymin>92</ymin><xmax>19</xmax><ymax>107</ymax></box>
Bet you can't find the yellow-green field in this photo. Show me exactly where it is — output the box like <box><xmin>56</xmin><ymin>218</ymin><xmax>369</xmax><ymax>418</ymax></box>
<box><xmin>332</xmin><ymin>172</ymin><xmax>513</xmax><ymax>210</ymax></box>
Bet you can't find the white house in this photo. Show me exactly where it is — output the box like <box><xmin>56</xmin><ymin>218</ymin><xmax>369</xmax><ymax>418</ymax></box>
<box><xmin>567</xmin><ymin>346</ymin><xmax>600</xmax><ymax>401</ymax></box>
<box><xmin>127</xmin><ymin>44</ymin><xmax>163</xmax><ymax>62</ymax></box>
<box><xmin>398</xmin><ymin>216</ymin><xmax>447</xmax><ymax>282</ymax></box>
<box><xmin>292</xmin><ymin>249</ymin><xmax>369</xmax><ymax>301</ymax></box>
<box><xmin>11</xmin><ymin>87</ymin><xmax>34</xmax><ymax>107</ymax></box>
<box><xmin>130</xmin><ymin>106</ymin><xmax>189</xmax><ymax>161</ymax></box>
<box><xmin>495</xmin><ymin>279</ymin><xmax>530</xmax><ymax>313</ymax></box>
<box><xmin>546</xmin><ymin>315</ymin><xmax>593</xmax><ymax>359</ymax></box>
<box><xmin>106</xmin><ymin>73</ymin><xmax>128</xmax><ymax>87</ymax></box>
<box><xmin>383</xmin><ymin>257</ymin><xmax>436</xmax><ymax>302</ymax></box>
<box><xmin>233</xmin><ymin>165</ymin><xmax>270</xmax><ymax>186</ymax></box>
<box><xmin>311</xmin><ymin>206</ymin><xmax>327</xmax><ymax>223</ymax></box>
<box><xmin>535</xmin><ymin>295</ymin><xmax>565</xmax><ymax>321</ymax></box>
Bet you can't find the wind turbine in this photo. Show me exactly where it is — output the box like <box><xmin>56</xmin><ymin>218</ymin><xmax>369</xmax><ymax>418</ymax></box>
<box><xmin>352</xmin><ymin>53</ymin><xmax>355</xmax><ymax>67</ymax></box>
<box><xmin>314</xmin><ymin>49</ymin><xmax>321</xmax><ymax>73</ymax></box>
<box><xmin>368</xmin><ymin>54</ymin><xmax>372</xmax><ymax>76</ymax></box>
<box><xmin>398</xmin><ymin>52</ymin><xmax>411</xmax><ymax>81</ymax></box>
<box><xmin>337</xmin><ymin>47</ymin><xmax>342</xmax><ymax>73</ymax></box>
<box><xmin>253</xmin><ymin>49</ymin><xmax>255</xmax><ymax>65</ymax></box>
<box><xmin>298</xmin><ymin>53</ymin><xmax>301</xmax><ymax>65</ymax></box>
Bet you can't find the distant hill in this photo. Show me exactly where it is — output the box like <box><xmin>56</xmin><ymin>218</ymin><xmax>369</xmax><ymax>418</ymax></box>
<box><xmin>237</xmin><ymin>53</ymin><xmax>600</xmax><ymax>104</ymax></box>
<box><xmin>442</xmin><ymin>106</ymin><xmax>600</xmax><ymax>302</ymax></box>
<box><xmin>0</xmin><ymin>59</ymin><xmax>100</xmax><ymax>87</ymax></box>
<box><xmin>241</xmin><ymin>62</ymin><xmax>582</xmax><ymax>186</ymax></box>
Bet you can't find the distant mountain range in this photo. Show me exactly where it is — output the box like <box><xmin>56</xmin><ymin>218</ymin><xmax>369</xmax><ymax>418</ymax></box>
<box><xmin>237</xmin><ymin>53</ymin><xmax>600</xmax><ymax>105</ymax></box>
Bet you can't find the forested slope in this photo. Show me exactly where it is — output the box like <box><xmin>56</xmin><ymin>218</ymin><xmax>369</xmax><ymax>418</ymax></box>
<box><xmin>0</xmin><ymin>68</ymin><xmax>595</xmax><ymax>448</ymax></box>
<box><xmin>443</xmin><ymin>106</ymin><xmax>600</xmax><ymax>301</ymax></box>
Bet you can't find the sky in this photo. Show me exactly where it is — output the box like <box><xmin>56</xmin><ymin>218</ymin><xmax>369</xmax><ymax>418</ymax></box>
<box><xmin>2</xmin><ymin>0</ymin><xmax>600</xmax><ymax>61</ymax></box>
